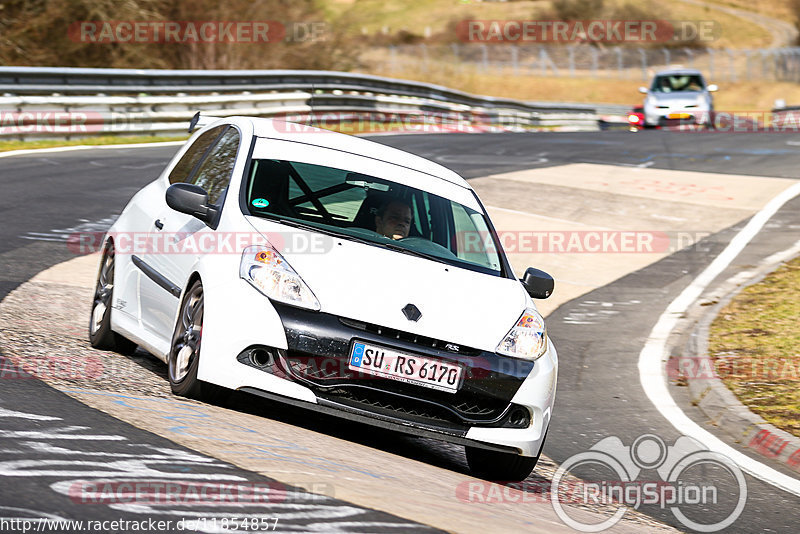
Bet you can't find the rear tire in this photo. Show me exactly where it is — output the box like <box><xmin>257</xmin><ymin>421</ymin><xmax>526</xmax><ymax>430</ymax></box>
<box><xmin>466</xmin><ymin>429</ymin><xmax>548</xmax><ymax>481</ymax></box>
<box><xmin>168</xmin><ymin>279</ymin><xmax>229</xmax><ymax>403</ymax></box>
<box><xmin>89</xmin><ymin>241</ymin><xmax>138</xmax><ymax>355</ymax></box>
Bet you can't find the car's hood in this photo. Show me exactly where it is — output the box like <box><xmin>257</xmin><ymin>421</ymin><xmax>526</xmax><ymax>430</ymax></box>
<box><xmin>245</xmin><ymin>216</ymin><xmax>529</xmax><ymax>352</ymax></box>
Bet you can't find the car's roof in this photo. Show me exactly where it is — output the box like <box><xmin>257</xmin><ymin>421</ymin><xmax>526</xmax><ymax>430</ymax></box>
<box><xmin>218</xmin><ymin>116</ymin><xmax>470</xmax><ymax>189</ymax></box>
<box><xmin>653</xmin><ymin>68</ymin><xmax>704</xmax><ymax>77</ymax></box>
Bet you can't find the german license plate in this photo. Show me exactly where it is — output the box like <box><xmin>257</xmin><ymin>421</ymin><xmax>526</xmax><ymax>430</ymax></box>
<box><xmin>348</xmin><ymin>340</ymin><xmax>462</xmax><ymax>393</ymax></box>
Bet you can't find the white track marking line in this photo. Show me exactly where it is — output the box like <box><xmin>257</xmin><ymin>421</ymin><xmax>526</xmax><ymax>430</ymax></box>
<box><xmin>638</xmin><ymin>180</ymin><xmax>800</xmax><ymax>496</ymax></box>
<box><xmin>0</xmin><ymin>407</ymin><xmax>61</xmax><ymax>421</ymax></box>
<box><xmin>0</xmin><ymin>141</ymin><xmax>184</xmax><ymax>159</ymax></box>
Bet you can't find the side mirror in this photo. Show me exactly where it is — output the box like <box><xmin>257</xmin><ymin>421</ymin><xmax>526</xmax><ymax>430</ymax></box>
<box><xmin>638</xmin><ymin>86</ymin><xmax>649</xmax><ymax>94</ymax></box>
<box><xmin>707</xmin><ymin>84</ymin><xmax>718</xmax><ymax>92</ymax></box>
<box><xmin>521</xmin><ymin>267</ymin><xmax>554</xmax><ymax>299</ymax></box>
<box><xmin>166</xmin><ymin>183</ymin><xmax>217</xmax><ymax>225</ymax></box>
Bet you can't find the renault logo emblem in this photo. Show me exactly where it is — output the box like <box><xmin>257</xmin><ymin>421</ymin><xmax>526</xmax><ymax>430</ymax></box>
<box><xmin>402</xmin><ymin>303</ymin><xmax>422</xmax><ymax>322</ymax></box>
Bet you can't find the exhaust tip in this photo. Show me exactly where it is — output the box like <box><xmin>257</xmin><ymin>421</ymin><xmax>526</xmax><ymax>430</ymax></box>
<box><xmin>507</xmin><ymin>407</ymin><xmax>531</xmax><ymax>428</ymax></box>
<box><xmin>249</xmin><ymin>348</ymin><xmax>273</xmax><ymax>368</ymax></box>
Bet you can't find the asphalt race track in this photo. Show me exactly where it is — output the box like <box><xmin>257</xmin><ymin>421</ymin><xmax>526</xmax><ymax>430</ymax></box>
<box><xmin>2</xmin><ymin>130</ymin><xmax>800</xmax><ymax>532</ymax></box>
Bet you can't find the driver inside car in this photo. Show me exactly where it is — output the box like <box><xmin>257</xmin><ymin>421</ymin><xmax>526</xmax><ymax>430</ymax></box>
<box><xmin>374</xmin><ymin>198</ymin><xmax>413</xmax><ymax>240</ymax></box>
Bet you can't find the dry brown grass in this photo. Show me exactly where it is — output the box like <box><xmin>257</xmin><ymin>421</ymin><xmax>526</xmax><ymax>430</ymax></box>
<box><xmin>709</xmin><ymin>257</ymin><xmax>800</xmax><ymax>437</ymax></box>
<box><xmin>356</xmin><ymin>60</ymin><xmax>800</xmax><ymax>111</ymax></box>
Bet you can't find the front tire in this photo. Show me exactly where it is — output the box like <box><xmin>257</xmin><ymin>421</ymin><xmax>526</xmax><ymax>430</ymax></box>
<box><xmin>168</xmin><ymin>279</ymin><xmax>228</xmax><ymax>403</ymax></box>
<box><xmin>89</xmin><ymin>241</ymin><xmax>138</xmax><ymax>355</ymax></box>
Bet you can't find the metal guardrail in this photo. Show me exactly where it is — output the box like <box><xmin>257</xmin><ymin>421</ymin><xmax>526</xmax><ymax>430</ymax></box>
<box><xmin>0</xmin><ymin>67</ymin><xmax>630</xmax><ymax>139</ymax></box>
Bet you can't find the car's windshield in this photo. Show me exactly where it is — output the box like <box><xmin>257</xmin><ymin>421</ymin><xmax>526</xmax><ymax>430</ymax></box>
<box><xmin>650</xmin><ymin>74</ymin><xmax>705</xmax><ymax>93</ymax></box>
<box><xmin>243</xmin><ymin>159</ymin><xmax>504</xmax><ymax>276</ymax></box>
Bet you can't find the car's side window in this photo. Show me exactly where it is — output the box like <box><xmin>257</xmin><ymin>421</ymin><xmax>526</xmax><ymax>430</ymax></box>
<box><xmin>188</xmin><ymin>127</ymin><xmax>241</xmax><ymax>205</ymax></box>
<box><xmin>167</xmin><ymin>125</ymin><xmax>227</xmax><ymax>184</ymax></box>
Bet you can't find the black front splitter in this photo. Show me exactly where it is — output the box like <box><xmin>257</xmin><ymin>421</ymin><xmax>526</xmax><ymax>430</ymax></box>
<box><xmin>238</xmin><ymin>386</ymin><xmax>520</xmax><ymax>454</ymax></box>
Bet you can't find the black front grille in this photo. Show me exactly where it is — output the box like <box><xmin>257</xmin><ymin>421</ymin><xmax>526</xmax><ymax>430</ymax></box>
<box><xmin>320</xmin><ymin>387</ymin><xmax>456</xmax><ymax>425</ymax></box>
<box><xmin>262</xmin><ymin>303</ymin><xmax>533</xmax><ymax>430</ymax></box>
<box><xmin>237</xmin><ymin>344</ymin><xmax>527</xmax><ymax>430</ymax></box>
<box><xmin>453</xmin><ymin>400</ymin><xmax>498</xmax><ymax>417</ymax></box>
<box><xmin>279</xmin><ymin>351</ymin><xmax>509</xmax><ymax>424</ymax></box>
<box><xmin>315</xmin><ymin>386</ymin><xmax>511</xmax><ymax>429</ymax></box>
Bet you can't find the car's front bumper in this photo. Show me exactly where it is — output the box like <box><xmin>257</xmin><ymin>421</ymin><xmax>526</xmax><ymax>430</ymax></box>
<box><xmin>199</xmin><ymin>276</ymin><xmax>556</xmax><ymax>456</ymax></box>
<box><xmin>644</xmin><ymin>107</ymin><xmax>710</xmax><ymax>127</ymax></box>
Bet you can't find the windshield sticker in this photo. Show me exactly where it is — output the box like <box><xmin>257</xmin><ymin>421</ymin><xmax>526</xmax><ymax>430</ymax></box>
<box><xmin>251</xmin><ymin>198</ymin><xmax>269</xmax><ymax>208</ymax></box>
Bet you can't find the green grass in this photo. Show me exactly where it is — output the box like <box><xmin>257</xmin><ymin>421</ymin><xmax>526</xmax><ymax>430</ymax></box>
<box><xmin>0</xmin><ymin>135</ymin><xmax>190</xmax><ymax>153</ymax></box>
<box><xmin>708</xmin><ymin>257</ymin><xmax>800</xmax><ymax>437</ymax></box>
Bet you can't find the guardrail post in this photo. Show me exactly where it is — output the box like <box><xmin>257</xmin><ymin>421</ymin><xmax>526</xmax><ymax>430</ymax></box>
<box><xmin>663</xmin><ymin>48</ymin><xmax>670</xmax><ymax>67</ymax></box>
<box><xmin>389</xmin><ymin>46</ymin><xmax>398</xmax><ymax>73</ymax></box>
<box><xmin>639</xmin><ymin>48</ymin><xmax>647</xmax><ymax>81</ymax></box>
<box><xmin>684</xmin><ymin>47</ymin><xmax>694</xmax><ymax>68</ymax></box>
<box><xmin>511</xmin><ymin>45</ymin><xmax>519</xmax><ymax>76</ymax></box>
<box><xmin>538</xmin><ymin>47</ymin><xmax>559</xmax><ymax>76</ymax></box>
<box><xmin>745</xmin><ymin>49</ymin><xmax>752</xmax><ymax>80</ymax></box>
<box><xmin>727</xmin><ymin>48</ymin><xmax>736</xmax><ymax>82</ymax></box>
<box><xmin>707</xmin><ymin>47</ymin><xmax>715</xmax><ymax>80</ymax></box>
<box><xmin>615</xmin><ymin>48</ymin><xmax>623</xmax><ymax>79</ymax></box>
<box><xmin>590</xmin><ymin>47</ymin><xmax>598</xmax><ymax>78</ymax></box>
<box><xmin>568</xmin><ymin>46</ymin><xmax>576</xmax><ymax>77</ymax></box>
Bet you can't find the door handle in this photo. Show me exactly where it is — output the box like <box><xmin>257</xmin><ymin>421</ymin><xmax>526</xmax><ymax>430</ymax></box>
<box><xmin>154</xmin><ymin>219</ymin><xmax>164</xmax><ymax>230</ymax></box>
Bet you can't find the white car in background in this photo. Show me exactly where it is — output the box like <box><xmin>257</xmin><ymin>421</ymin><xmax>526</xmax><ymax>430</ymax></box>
<box><xmin>88</xmin><ymin>114</ymin><xmax>558</xmax><ymax>481</ymax></box>
<box><xmin>640</xmin><ymin>68</ymin><xmax>717</xmax><ymax>127</ymax></box>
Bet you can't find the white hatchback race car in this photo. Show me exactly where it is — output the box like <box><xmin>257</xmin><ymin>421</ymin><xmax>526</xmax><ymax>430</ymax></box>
<box><xmin>89</xmin><ymin>114</ymin><xmax>558</xmax><ymax>481</ymax></box>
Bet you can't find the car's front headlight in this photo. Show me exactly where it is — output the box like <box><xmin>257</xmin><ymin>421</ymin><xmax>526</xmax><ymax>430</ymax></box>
<box><xmin>496</xmin><ymin>308</ymin><xmax>548</xmax><ymax>361</ymax></box>
<box><xmin>239</xmin><ymin>244</ymin><xmax>320</xmax><ymax>311</ymax></box>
